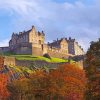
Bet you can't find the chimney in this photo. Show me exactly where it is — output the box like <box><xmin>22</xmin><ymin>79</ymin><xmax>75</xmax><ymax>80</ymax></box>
<box><xmin>32</xmin><ymin>25</ymin><xmax>36</xmax><ymax>32</ymax></box>
<box><xmin>69</xmin><ymin>37</ymin><xmax>71</xmax><ymax>40</ymax></box>
<box><xmin>32</xmin><ymin>25</ymin><xmax>35</xmax><ymax>29</ymax></box>
<box><xmin>48</xmin><ymin>42</ymin><xmax>50</xmax><ymax>44</ymax></box>
<box><xmin>42</xmin><ymin>31</ymin><xmax>45</xmax><ymax>36</ymax></box>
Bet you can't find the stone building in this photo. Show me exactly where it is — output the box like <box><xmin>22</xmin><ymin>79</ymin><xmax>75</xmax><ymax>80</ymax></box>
<box><xmin>67</xmin><ymin>37</ymin><xmax>85</xmax><ymax>55</ymax></box>
<box><xmin>0</xmin><ymin>26</ymin><xmax>85</xmax><ymax>58</ymax></box>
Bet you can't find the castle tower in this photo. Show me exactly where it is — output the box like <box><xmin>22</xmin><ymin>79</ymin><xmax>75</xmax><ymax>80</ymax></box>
<box><xmin>68</xmin><ymin>37</ymin><xmax>75</xmax><ymax>55</ymax></box>
<box><xmin>37</xmin><ymin>31</ymin><xmax>45</xmax><ymax>45</ymax></box>
<box><xmin>9</xmin><ymin>33</ymin><xmax>18</xmax><ymax>50</ymax></box>
<box><xmin>68</xmin><ymin>37</ymin><xmax>85</xmax><ymax>55</ymax></box>
<box><xmin>60</xmin><ymin>38</ymin><xmax>68</xmax><ymax>54</ymax></box>
<box><xmin>29</xmin><ymin>26</ymin><xmax>37</xmax><ymax>43</ymax></box>
<box><xmin>29</xmin><ymin>26</ymin><xmax>45</xmax><ymax>45</ymax></box>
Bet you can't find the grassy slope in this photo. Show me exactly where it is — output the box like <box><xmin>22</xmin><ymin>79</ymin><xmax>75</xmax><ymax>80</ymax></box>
<box><xmin>10</xmin><ymin>55</ymin><xmax>68</xmax><ymax>63</ymax></box>
<box><xmin>2</xmin><ymin>55</ymin><xmax>75</xmax><ymax>80</ymax></box>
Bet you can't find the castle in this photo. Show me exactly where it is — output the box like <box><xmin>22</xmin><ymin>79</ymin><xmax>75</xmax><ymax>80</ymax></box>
<box><xmin>0</xmin><ymin>26</ymin><xmax>85</xmax><ymax>58</ymax></box>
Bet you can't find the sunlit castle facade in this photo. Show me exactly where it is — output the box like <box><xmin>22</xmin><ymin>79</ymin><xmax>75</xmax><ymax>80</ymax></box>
<box><xmin>0</xmin><ymin>26</ymin><xmax>85</xmax><ymax>58</ymax></box>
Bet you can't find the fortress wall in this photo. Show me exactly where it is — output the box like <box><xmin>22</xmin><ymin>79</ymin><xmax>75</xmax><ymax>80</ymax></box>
<box><xmin>4</xmin><ymin>57</ymin><xmax>34</xmax><ymax>67</ymax></box>
<box><xmin>32</xmin><ymin>47</ymin><xmax>43</xmax><ymax>56</ymax></box>
<box><xmin>4</xmin><ymin>56</ymin><xmax>16</xmax><ymax>66</ymax></box>
<box><xmin>15</xmin><ymin>60</ymin><xmax>64</xmax><ymax>68</ymax></box>
<box><xmin>4</xmin><ymin>56</ymin><xmax>83</xmax><ymax>69</ymax></box>
<box><xmin>32</xmin><ymin>45</ymin><xmax>69</xmax><ymax>58</ymax></box>
<box><xmin>16</xmin><ymin>46</ymin><xmax>32</xmax><ymax>55</ymax></box>
<box><xmin>0</xmin><ymin>47</ymin><xmax>9</xmax><ymax>54</ymax></box>
<box><xmin>48</xmin><ymin>50</ymin><xmax>69</xmax><ymax>59</ymax></box>
<box><xmin>47</xmin><ymin>47</ymin><xmax>69</xmax><ymax>58</ymax></box>
<box><xmin>4</xmin><ymin>57</ymin><xmax>39</xmax><ymax>67</ymax></box>
<box><xmin>42</xmin><ymin>44</ymin><xmax>48</xmax><ymax>54</ymax></box>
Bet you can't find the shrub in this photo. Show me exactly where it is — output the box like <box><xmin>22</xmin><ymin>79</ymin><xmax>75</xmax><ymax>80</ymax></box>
<box><xmin>43</xmin><ymin>53</ymin><xmax>51</xmax><ymax>59</ymax></box>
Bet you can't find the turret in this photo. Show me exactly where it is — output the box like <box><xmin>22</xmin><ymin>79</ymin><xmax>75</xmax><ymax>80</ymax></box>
<box><xmin>42</xmin><ymin>31</ymin><xmax>45</xmax><ymax>36</ymax></box>
<box><xmin>32</xmin><ymin>25</ymin><xmax>36</xmax><ymax>32</ymax></box>
<box><xmin>69</xmin><ymin>37</ymin><xmax>71</xmax><ymax>40</ymax></box>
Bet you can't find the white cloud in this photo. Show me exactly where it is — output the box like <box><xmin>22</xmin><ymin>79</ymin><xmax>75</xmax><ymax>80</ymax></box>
<box><xmin>0</xmin><ymin>0</ymin><xmax>100</xmax><ymax>51</ymax></box>
<box><xmin>0</xmin><ymin>0</ymin><xmax>33</xmax><ymax>15</ymax></box>
<box><xmin>0</xmin><ymin>39</ymin><xmax>9</xmax><ymax>47</ymax></box>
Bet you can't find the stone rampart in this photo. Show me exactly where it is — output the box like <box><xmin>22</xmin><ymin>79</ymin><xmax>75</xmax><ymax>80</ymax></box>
<box><xmin>48</xmin><ymin>50</ymin><xmax>69</xmax><ymax>59</ymax></box>
<box><xmin>4</xmin><ymin>56</ymin><xmax>84</xmax><ymax>69</ymax></box>
<box><xmin>32</xmin><ymin>47</ymin><xmax>43</xmax><ymax>56</ymax></box>
<box><xmin>4</xmin><ymin>56</ymin><xmax>16</xmax><ymax>66</ymax></box>
<box><xmin>15</xmin><ymin>43</ymin><xmax>32</xmax><ymax>55</ymax></box>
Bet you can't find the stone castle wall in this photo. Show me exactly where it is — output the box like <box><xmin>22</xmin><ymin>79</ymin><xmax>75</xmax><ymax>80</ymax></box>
<box><xmin>0</xmin><ymin>47</ymin><xmax>9</xmax><ymax>54</ymax></box>
<box><xmin>31</xmin><ymin>44</ymin><xmax>70</xmax><ymax>58</ymax></box>
<box><xmin>13</xmin><ymin>43</ymin><xmax>32</xmax><ymax>55</ymax></box>
<box><xmin>31</xmin><ymin>43</ymin><xmax>73</xmax><ymax>58</ymax></box>
<box><xmin>15</xmin><ymin>60</ymin><xmax>61</xmax><ymax>68</ymax></box>
<box><xmin>3</xmin><ymin>56</ymin><xmax>64</xmax><ymax>68</ymax></box>
<box><xmin>15</xmin><ymin>46</ymin><xmax>32</xmax><ymax>55</ymax></box>
<box><xmin>0</xmin><ymin>26</ymin><xmax>85</xmax><ymax>57</ymax></box>
<box><xmin>32</xmin><ymin>47</ymin><xmax>43</xmax><ymax>56</ymax></box>
<box><xmin>47</xmin><ymin>50</ymin><xmax>68</xmax><ymax>58</ymax></box>
<box><xmin>47</xmin><ymin>47</ymin><xmax>72</xmax><ymax>58</ymax></box>
<box><xmin>3</xmin><ymin>56</ymin><xmax>84</xmax><ymax>69</ymax></box>
<box><xmin>4</xmin><ymin>56</ymin><xmax>16</xmax><ymax>66</ymax></box>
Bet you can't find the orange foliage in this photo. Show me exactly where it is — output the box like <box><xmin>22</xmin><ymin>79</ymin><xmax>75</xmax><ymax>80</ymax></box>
<box><xmin>48</xmin><ymin>64</ymin><xmax>87</xmax><ymax>100</ymax></box>
<box><xmin>0</xmin><ymin>56</ymin><xmax>4</xmax><ymax>70</ymax></box>
<box><xmin>7</xmin><ymin>64</ymin><xmax>87</xmax><ymax>100</ymax></box>
<box><xmin>0</xmin><ymin>56</ymin><xmax>9</xmax><ymax>99</ymax></box>
<box><xmin>0</xmin><ymin>74</ymin><xmax>9</xmax><ymax>99</ymax></box>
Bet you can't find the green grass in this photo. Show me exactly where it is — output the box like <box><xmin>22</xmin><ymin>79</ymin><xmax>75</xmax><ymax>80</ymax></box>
<box><xmin>9</xmin><ymin>55</ymin><xmax>68</xmax><ymax>63</ymax></box>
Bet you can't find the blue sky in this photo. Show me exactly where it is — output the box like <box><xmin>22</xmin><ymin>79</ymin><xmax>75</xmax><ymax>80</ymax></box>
<box><xmin>0</xmin><ymin>0</ymin><xmax>100</xmax><ymax>51</ymax></box>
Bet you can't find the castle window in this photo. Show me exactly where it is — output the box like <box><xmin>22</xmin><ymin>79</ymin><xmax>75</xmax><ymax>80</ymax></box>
<box><xmin>41</xmin><ymin>44</ymin><xmax>43</xmax><ymax>50</ymax></box>
<box><xmin>39</xmin><ymin>40</ymin><xmax>41</xmax><ymax>44</ymax></box>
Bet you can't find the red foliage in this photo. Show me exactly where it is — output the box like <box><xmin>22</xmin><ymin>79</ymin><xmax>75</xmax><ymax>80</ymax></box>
<box><xmin>0</xmin><ymin>74</ymin><xmax>9</xmax><ymax>99</ymax></box>
<box><xmin>0</xmin><ymin>56</ymin><xmax>4</xmax><ymax>70</ymax></box>
<box><xmin>7</xmin><ymin>64</ymin><xmax>87</xmax><ymax>100</ymax></box>
<box><xmin>48</xmin><ymin>64</ymin><xmax>87</xmax><ymax>100</ymax></box>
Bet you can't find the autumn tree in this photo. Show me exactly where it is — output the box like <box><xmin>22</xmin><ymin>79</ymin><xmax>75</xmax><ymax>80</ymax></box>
<box><xmin>7</xmin><ymin>70</ymin><xmax>46</xmax><ymax>100</ymax></box>
<box><xmin>7</xmin><ymin>64</ymin><xmax>87</xmax><ymax>100</ymax></box>
<box><xmin>0</xmin><ymin>74</ymin><xmax>9</xmax><ymax>100</ymax></box>
<box><xmin>85</xmin><ymin>39</ymin><xmax>100</xmax><ymax>100</ymax></box>
<box><xmin>0</xmin><ymin>56</ymin><xmax>4</xmax><ymax>70</ymax></box>
<box><xmin>47</xmin><ymin>64</ymin><xmax>87</xmax><ymax>100</ymax></box>
<box><xmin>0</xmin><ymin>56</ymin><xmax>9</xmax><ymax>99</ymax></box>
